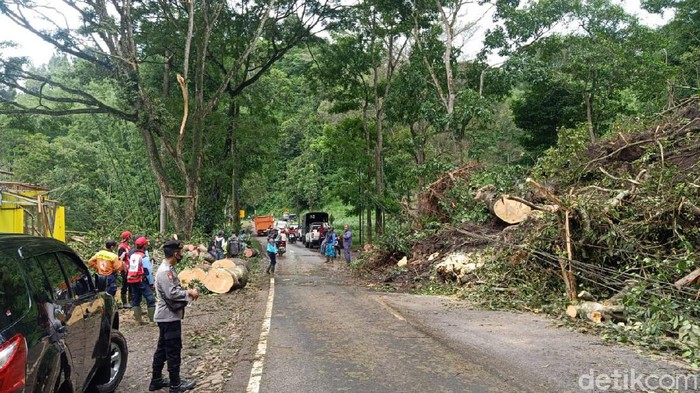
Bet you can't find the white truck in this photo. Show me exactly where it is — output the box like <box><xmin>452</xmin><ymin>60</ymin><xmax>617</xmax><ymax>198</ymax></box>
<box><xmin>301</xmin><ymin>212</ymin><xmax>329</xmax><ymax>248</ymax></box>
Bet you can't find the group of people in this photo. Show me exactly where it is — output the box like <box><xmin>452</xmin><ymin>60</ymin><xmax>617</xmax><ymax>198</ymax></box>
<box><xmin>87</xmin><ymin>231</ymin><xmax>156</xmax><ymax>324</ymax></box>
<box><xmin>207</xmin><ymin>230</ymin><xmax>248</xmax><ymax>260</ymax></box>
<box><xmin>320</xmin><ymin>224</ymin><xmax>353</xmax><ymax>265</ymax></box>
<box><xmin>88</xmin><ymin>234</ymin><xmax>198</xmax><ymax>393</ymax></box>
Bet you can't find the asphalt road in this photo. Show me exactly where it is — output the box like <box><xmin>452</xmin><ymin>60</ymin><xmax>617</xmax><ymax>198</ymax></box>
<box><xmin>229</xmin><ymin>241</ymin><xmax>695</xmax><ymax>393</ymax></box>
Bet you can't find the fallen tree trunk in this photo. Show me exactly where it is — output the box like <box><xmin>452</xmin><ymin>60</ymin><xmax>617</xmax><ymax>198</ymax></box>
<box><xmin>474</xmin><ymin>185</ymin><xmax>533</xmax><ymax>224</ymax></box>
<box><xmin>244</xmin><ymin>248</ymin><xmax>259</xmax><ymax>258</ymax></box>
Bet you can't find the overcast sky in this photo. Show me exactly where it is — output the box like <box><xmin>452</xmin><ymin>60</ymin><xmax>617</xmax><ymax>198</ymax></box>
<box><xmin>0</xmin><ymin>0</ymin><xmax>672</xmax><ymax>67</ymax></box>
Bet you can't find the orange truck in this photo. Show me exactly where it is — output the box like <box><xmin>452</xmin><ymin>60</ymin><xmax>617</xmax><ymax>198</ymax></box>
<box><xmin>254</xmin><ymin>214</ymin><xmax>275</xmax><ymax>236</ymax></box>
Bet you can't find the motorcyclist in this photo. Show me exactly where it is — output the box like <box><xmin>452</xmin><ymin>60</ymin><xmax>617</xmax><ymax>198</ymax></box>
<box><xmin>275</xmin><ymin>229</ymin><xmax>288</xmax><ymax>256</ymax></box>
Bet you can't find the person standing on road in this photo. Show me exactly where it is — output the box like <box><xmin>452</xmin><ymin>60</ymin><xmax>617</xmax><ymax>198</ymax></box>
<box><xmin>324</xmin><ymin>227</ymin><xmax>337</xmax><ymax>263</ymax></box>
<box><xmin>128</xmin><ymin>236</ymin><xmax>157</xmax><ymax>324</ymax></box>
<box><xmin>117</xmin><ymin>231</ymin><xmax>132</xmax><ymax>307</ymax></box>
<box><xmin>266</xmin><ymin>237</ymin><xmax>278</xmax><ymax>274</ymax></box>
<box><xmin>88</xmin><ymin>240</ymin><xmax>122</xmax><ymax>297</ymax></box>
<box><xmin>343</xmin><ymin>224</ymin><xmax>353</xmax><ymax>264</ymax></box>
<box><xmin>149</xmin><ymin>239</ymin><xmax>199</xmax><ymax>393</ymax></box>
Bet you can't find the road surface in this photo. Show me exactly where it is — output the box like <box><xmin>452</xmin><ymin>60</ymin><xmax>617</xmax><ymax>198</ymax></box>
<box><xmin>225</xmin><ymin>241</ymin><xmax>695</xmax><ymax>393</ymax></box>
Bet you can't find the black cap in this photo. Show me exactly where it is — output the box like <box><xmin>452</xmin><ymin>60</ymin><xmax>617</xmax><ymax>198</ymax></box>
<box><xmin>162</xmin><ymin>240</ymin><xmax>183</xmax><ymax>250</ymax></box>
<box><xmin>105</xmin><ymin>240</ymin><xmax>117</xmax><ymax>248</ymax></box>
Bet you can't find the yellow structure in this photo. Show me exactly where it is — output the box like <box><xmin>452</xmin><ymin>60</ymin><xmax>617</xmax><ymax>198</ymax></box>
<box><xmin>0</xmin><ymin>182</ymin><xmax>66</xmax><ymax>242</ymax></box>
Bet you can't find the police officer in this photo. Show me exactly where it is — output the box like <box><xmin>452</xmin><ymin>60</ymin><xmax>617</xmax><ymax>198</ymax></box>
<box><xmin>149</xmin><ymin>239</ymin><xmax>198</xmax><ymax>393</ymax></box>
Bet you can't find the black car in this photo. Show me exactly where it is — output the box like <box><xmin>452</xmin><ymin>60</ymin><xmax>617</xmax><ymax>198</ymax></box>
<box><xmin>0</xmin><ymin>234</ymin><xmax>127</xmax><ymax>393</ymax></box>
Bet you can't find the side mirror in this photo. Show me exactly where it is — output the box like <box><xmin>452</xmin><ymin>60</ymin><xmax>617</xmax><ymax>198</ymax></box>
<box><xmin>93</xmin><ymin>273</ymin><xmax>107</xmax><ymax>292</ymax></box>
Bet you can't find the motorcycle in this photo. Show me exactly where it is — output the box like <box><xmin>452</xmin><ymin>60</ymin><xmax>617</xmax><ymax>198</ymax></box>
<box><xmin>288</xmin><ymin>232</ymin><xmax>297</xmax><ymax>244</ymax></box>
<box><xmin>276</xmin><ymin>239</ymin><xmax>287</xmax><ymax>256</ymax></box>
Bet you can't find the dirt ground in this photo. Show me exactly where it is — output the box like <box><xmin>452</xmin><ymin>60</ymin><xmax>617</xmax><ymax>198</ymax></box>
<box><xmin>115</xmin><ymin>273</ymin><xmax>267</xmax><ymax>393</ymax></box>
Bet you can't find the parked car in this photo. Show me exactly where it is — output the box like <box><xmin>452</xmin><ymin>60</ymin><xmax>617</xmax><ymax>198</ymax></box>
<box><xmin>0</xmin><ymin>234</ymin><xmax>127</xmax><ymax>393</ymax></box>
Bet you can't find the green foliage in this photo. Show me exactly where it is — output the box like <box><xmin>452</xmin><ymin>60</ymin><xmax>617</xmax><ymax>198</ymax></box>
<box><xmin>375</xmin><ymin>220</ymin><xmax>413</xmax><ymax>256</ymax></box>
<box><xmin>531</xmin><ymin>124</ymin><xmax>591</xmax><ymax>185</ymax></box>
<box><xmin>438</xmin><ymin>164</ymin><xmax>529</xmax><ymax>224</ymax></box>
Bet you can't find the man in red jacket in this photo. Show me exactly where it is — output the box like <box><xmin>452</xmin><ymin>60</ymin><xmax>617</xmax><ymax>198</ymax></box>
<box><xmin>117</xmin><ymin>231</ymin><xmax>132</xmax><ymax>307</ymax></box>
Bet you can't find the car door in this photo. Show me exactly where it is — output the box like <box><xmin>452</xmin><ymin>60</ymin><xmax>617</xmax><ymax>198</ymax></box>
<box><xmin>19</xmin><ymin>256</ymin><xmax>66</xmax><ymax>393</ymax></box>
<box><xmin>34</xmin><ymin>252</ymin><xmax>91</xmax><ymax>392</ymax></box>
<box><xmin>55</xmin><ymin>252</ymin><xmax>104</xmax><ymax>384</ymax></box>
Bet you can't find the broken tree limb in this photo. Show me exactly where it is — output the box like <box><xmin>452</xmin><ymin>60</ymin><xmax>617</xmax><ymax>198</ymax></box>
<box><xmin>562</xmin><ymin>209</ymin><xmax>578</xmax><ymax>302</ymax></box>
<box><xmin>675</xmin><ymin>268</ymin><xmax>700</xmax><ymax>290</ymax></box>
<box><xmin>526</xmin><ymin>178</ymin><xmax>563</xmax><ymax>206</ymax></box>
<box><xmin>566</xmin><ymin>301</ymin><xmax>625</xmax><ymax>323</ymax></box>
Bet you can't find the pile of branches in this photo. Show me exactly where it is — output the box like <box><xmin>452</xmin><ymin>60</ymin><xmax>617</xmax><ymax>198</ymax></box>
<box><xmin>418</xmin><ymin>161</ymin><xmax>482</xmax><ymax>222</ymax></box>
<box><xmin>496</xmin><ymin>97</ymin><xmax>700</xmax><ymax>331</ymax></box>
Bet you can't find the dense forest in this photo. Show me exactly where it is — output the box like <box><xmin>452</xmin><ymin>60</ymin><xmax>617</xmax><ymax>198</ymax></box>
<box><xmin>2</xmin><ymin>0</ymin><xmax>700</xmax><ymax>364</ymax></box>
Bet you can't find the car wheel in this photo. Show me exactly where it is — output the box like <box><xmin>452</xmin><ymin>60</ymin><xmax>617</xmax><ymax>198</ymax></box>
<box><xmin>89</xmin><ymin>330</ymin><xmax>128</xmax><ymax>393</ymax></box>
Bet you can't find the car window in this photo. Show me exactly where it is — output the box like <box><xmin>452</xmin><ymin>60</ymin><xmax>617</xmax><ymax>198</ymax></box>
<box><xmin>20</xmin><ymin>257</ymin><xmax>63</xmax><ymax>336</ymax></box>
<box><xmin>0</xmin><ymin>254</ymin><xmax>31</xmax><ymax>330</ymax></box>
<box><xmin>56</xmin><ymin>252</ymin><xmax>92</xmax><ymax>297</ymax></box>
<box><xmin>22</xmin><ymin>256</ymin><xmax>54</xmax><ymax>302</ymax></box>
<box><xmin>35</xmin><ymin>253</ymin><xmax>71</xmax><ymax>301</ymax></box>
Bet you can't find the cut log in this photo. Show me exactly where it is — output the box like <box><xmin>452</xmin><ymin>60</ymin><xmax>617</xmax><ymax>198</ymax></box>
<box><xmin>244</xmin><ymin>248</ymin><xmax>259</xmax><ymax>258</ymax></box>
<box><xmin>230</xmin><ymin>258</ymin><xmax>251</xmax><ymax>270</ymax></box>
<box><xmin>492</xmin><ymin>197</ymin><xmax>532</xmax><ymax>224</ymax></box>
<box><xmin>219</xmin><ymin>266</ymin><xmax>248</xmax><ymax>290</ymax></box>
<box><xmin>566</xmin><ymin>301</ymin><xmax>625</xmax><ymax>323</ymax></box>
<box><xmin>202</xmin><ymin>268</ymin><xmax>237</xmax><ymax>294</ymax></box>
<box><xmin>225</xmin><ymin>266</ymin><xmax>249</xmax><ymax>289</ymax></box>
<box><xmin>675</xmin><ymin>268</ymin><xmax>700</xmax><ymax>290</ymax></box>
<box><xmin>179</xmin><ymin>267</ymin><xmax>207</xmax><ymax>287</ymax></box>
<box><xmin>474</xmin><ymin>186</ymin><xmax>532</xmax><ymax>224</ymax></box>
<box><xmin>202</xmin><ymin>252</ymin><xmax>215</xmax><ymax>263</ymax></box>
<box><xmin>212</xmin><ymin>259</ymin><xmax>237</xmax><ymax>269</ymax></box>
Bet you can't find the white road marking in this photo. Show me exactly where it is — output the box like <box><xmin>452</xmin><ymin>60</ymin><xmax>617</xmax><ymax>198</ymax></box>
<box><xmin>246</xmin><ymin>276</ymin><xmax>275</xmax><ymax>393</ymax></box>
<box><xmin>375</xmin><ymin>297</ymin><xmax>406</xmax><ymax>321</ymax></box>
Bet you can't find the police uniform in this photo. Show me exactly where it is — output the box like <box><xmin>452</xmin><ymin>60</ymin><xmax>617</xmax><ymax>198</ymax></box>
<box><xmin>151</xmin><ymin>240</ymin><xmax>196</xmax><ymax>393</ymax></box>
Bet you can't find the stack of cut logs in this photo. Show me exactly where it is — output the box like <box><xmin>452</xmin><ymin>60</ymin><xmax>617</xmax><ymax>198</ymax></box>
<box><xmin>179</xmin><ymin>258</ymin><xmax>251</xmax><ymax>293</ymax></box>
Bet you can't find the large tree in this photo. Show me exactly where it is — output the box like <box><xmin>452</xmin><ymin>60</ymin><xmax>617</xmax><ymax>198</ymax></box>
<box><xmin>0</xmin><ymin>0</ymin><xmax>338</xmax><ymax>238</ymax></box>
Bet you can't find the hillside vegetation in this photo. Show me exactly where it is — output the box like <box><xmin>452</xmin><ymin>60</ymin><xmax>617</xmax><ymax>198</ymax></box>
<box><xmin>361</xmin><ymin>97</ymin><xmax>700</xmax><ymax>366</ymax></box>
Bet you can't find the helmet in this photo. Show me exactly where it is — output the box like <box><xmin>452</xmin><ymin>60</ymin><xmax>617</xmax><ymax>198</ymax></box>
<box><xmin>121</xmin><ymin>231</ymin><xmax>132</xmax><ymax>241</ymax></box>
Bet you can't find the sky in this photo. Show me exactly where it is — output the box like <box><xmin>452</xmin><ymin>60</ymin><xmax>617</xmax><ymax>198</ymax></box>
<box><xmin>0</xmin><ymin>0</ymin><xmax>673</xmax><ymax>67</ymax></box>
